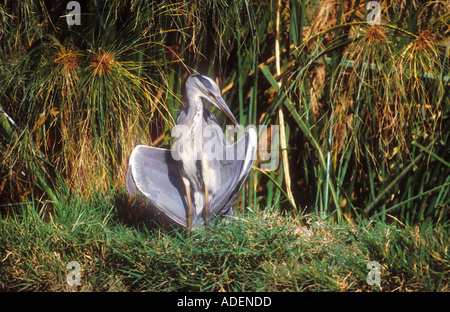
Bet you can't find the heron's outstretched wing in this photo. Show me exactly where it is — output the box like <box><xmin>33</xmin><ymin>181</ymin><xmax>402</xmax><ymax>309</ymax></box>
<box><xmin>126</xmin><ymin>127</ymin><xmax>257</xmax><ymax>227</ymax></box>
<box><xmin>126</xmin><ymin>145</ymin><xmax>189</xmax><ymax>227</ymax></box>
<box><xmin>205</xmin><ymin>127</ymin><xmax>257</xmax><ymax>219</ymax></box>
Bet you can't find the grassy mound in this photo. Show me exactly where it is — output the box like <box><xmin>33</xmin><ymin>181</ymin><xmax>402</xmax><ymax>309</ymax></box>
<box><xmin>1</xmin><ymin>192</ymin><xmax>448</xmax><ymax>291</ymax></box>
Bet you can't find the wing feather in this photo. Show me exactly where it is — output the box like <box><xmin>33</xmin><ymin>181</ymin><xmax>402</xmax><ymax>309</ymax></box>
<box><xmin>126</xmin><ymin>128</ymin><xmax>257</xmax><ymax>228</ymax></box>
<box><xmin>127</xmin><ymin>145</ymin><xmax>188</xmax><ymax>227</ymax></box>
<box><xmin>206</xmin><ymin>127</ymin><xmax>257</xmax><ymax>218</ymax></box>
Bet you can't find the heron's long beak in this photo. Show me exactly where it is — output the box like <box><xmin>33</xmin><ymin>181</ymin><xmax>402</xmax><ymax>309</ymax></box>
<box><xmin>213</xmin><ymin>96</ymin><xmax>239</xmax><ymax>127</ymax></box>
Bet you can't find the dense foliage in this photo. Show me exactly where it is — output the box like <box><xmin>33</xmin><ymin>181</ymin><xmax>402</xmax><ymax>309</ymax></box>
<box><xmin>1</xmin><ymin>1</ymin><xmax>449</xmax><ymax>225</ymax></box>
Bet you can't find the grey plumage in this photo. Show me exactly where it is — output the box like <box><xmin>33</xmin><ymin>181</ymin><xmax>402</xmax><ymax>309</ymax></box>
<box><xmin>126</xmin><ymin>74</ymin><xmax>256</xmax><ymax>229</ymax></box>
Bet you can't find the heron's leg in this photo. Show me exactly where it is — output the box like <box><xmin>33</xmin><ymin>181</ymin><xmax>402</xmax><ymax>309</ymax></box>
<box><xmin>184</xmin><ymin>181</ymin><xmax>193</xmax><ymax>234</ymax></box>
<box><xmin>204</xmin><ymin>184</ymin><xmax>210</xmax><ymax>226</ymax></box>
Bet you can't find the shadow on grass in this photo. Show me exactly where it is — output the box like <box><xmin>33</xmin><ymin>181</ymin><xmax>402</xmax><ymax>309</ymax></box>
<box><xmin>113</xmin><ymin>189</ymin><xmax>184</xmax><ymax>233</ymax></box>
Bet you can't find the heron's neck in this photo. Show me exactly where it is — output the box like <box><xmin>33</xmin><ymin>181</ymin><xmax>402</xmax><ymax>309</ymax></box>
<box><xmin>181</xmin><ymin>96</ymin><xmax>203</xmax><ymax>145</ymax></box>
<box><xmin>187</xmin><ymin>96</ymin><xmax>204</xmax><ymax>124</ymax></box>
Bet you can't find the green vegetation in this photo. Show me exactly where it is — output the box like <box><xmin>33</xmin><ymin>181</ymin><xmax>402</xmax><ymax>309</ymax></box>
<box><xmin>0</xmin><ymin>1</ymin><xmax>449</xmax><ymax>291</ymax></box>
<box><xmin>1</xmin><ymin>193</ymin><xmax>448</xmax><ymax>291</ymax></box>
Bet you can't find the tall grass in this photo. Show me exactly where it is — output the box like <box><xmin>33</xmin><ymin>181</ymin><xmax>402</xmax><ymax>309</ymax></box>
<box><xmin>258</xmin><ymin>0</ymin><xmax>450</xmax><ymax>224</ymax></box>
<box><xmin>1</xmin><ymin>193</ymin><xmax>448</xmax><ymax>291</ymax></box>
<box><xmin>1</xmin><ymin>0</ymin><xmax>449</xmax><ymax>227</ymax></box>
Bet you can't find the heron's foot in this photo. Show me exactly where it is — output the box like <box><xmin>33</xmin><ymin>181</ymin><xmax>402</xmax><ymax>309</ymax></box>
<box><xmin>186</xmin><ymin>217</ymin><xmax>193</xmax><ymax>236</ymax></box>
<box><xmin>204</xmin><ymin>185</ymin><xmax>210</xmax><ymax>227</ymax></box>
<box><xmin>186</xmin><ymin>203</ymin><xmax>194</xmax><ymax>236</ymax></box>
<box><xmin>204</xmin><ymin>208</ymin><xmax>210</xmax><ymax>227</ymax></box>
<box><xmin>185</xmin><ymin>183</ymin><xmax>194</xmax><ymax>236</ymax></box>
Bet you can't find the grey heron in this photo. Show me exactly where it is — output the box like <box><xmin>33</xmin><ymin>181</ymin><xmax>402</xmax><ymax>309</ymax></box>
<box><xmin>126</xmin><ymin>74</ymin><xmax>257</xmax><ymax>232</ymax></box>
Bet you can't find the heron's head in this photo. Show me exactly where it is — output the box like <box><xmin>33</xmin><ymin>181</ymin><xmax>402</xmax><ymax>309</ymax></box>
<box><xmin>186</xmin><ymin>74</ymin><xmax>239</xmax><ymax>126</ymax></box>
